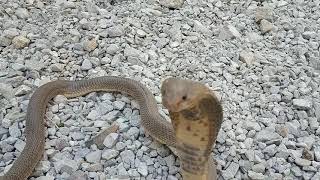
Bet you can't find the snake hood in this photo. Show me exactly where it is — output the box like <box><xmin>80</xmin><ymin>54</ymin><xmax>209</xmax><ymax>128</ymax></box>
<box><xmin>161</xmin><ymin>77</ymin><xmax>211</xmax><ymax>113</ymax></box>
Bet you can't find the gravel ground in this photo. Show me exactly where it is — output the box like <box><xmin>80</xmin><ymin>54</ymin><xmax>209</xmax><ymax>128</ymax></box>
<box><xmin>0</xmin><ymin>0</ymin><xmax>320</xmax><ymax>179</ymax></box>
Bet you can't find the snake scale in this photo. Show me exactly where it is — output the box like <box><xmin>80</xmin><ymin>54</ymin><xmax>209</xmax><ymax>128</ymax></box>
<box><xmin>0</xmin><ymin>76</ymin><xmax>223</xmax><ymax>180</ymax></box>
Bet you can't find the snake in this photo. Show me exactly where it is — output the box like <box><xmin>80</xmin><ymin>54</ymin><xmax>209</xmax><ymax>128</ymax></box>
<box><xmin>0</xmin><ymin>76</ymin><xmax>223</xmax><ymax>180</ymax></box>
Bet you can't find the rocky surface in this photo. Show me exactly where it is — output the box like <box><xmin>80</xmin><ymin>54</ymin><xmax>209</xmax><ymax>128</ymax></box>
<box><xmin>0</xmin><ymin>0</ymin><xmax>320</xmax><ymax>179</ymax></box>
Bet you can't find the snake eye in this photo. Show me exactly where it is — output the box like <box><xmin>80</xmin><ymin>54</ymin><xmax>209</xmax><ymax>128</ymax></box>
<box><xmin>182</xmin><ymin>95</ymin><xmax>187</xmax><ymax>100</ymax></box>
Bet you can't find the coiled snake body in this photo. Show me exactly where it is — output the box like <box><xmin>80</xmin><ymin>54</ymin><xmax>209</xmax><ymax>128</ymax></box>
<box><xmin>0</xmin><ymin>76</ymin><xmax>223</xmax><ymax>180</ymax></box>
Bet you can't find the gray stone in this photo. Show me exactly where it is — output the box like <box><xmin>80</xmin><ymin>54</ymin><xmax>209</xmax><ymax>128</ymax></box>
<box><xmin>67</xmin><ymin>171</ymin><xmax>88</xmax><ymax>180</ymax></box>
<box><xmin>70</xmin><ymin>132</ymin><xmax>85</xmax><ymax>140</ymax></box>
<box><xmin>240</xmin><ymin>51</ymin><xmax>255</xmax><ymax>65</ymax></box>
<box><xmin>243</xmin><ymin>121</ymin><xmax>261</xmax><ymax>131</ymax></box>
<box><xmin>87</xmin><ymin>110</ymin><xmax>99</xmax><ymax>120</ymax></box>
<box><xmin>51</xmin><ymin>63</ymin><xmax>65</xmax><ymax>72</ymax></box>
<box><xmin>125</xmin><ymin>127</ymin><xmax>139</xmax><ymax>139</ymax></box>
<box><xmin>158</xmin><ymin>0</ymin><xmax>184</xmax><ymax>8</ymax></box>
<box><xmin>124</xmin><ymin>46</ymin><xmax>142</xmax><ymax>58</ymax></box>
<box><xmin>106</xmin><ymin>44</ymin><xmax>119</xmax><ymax>55</ymax></box>
<box><xmin>219</xmin><ymin>25</ymin><xmax>241</xmax><ymax>40</ymax></box>
<box><xmin>103</xmin><ymin>133</ymin><xmax>119</xmax><ymax>148</ymax></box>
<box><xmin>113</xmin><ymin>101</ymin><xmax>126</xmax><ymax>110</ymax></box>
<box><xmin>255</xmin><ymin>130</ymin><xmax>281</xmax><ymax>142</ymax></box>
<box><xmin>167</xmin><ymin>175</ymin><xmax>178</xmax><ymax>180</ymax></box>
<box><xmin>3</xmin><ymin>28</ymin><xmax>19</xmax><ymax>38</ymax></box>
<box><xmin>102</xmin><ymin>149</ymin><xmax>119</xmax><ymax>160</ymax></box>
<box><xmin>248</xmin><ymin>170</ymin><xmax>266</xmax><ymax>179</ymax></box>
<box><xmin>120</xmin><ymin>150</ymin><xmax>135</xmax><ymax>165</ymax></box>
<box><xmin>54</xmin><ymin>159</ymin><xmax>79</xmax><ymax>174</ymax></box>
<box><xmin>222</xmin><ymin>162</ymin><xmax>239</xmax><ymax>179</ymax></box>
<box><xmin>14</xmin><ymin>140</ymin><xmax>26</xmax><ymax>152</ymax></box>
<box><xmin>55</xmin><ymin>139</ymin><xmax>69</xmax><ymax>151</ymax></box>
<box><xmin>116</xmin><ymin>142</ymin><xmax>126</xmax><ymax>151</ymax></box>
<box><xmin>293</xmin><ymin>99</ymin><xmax>312</xmax><ymax>110</ymax></box>
<box><xmin>108</xmin><ymin>25</ymin><xmax>124</xmax><ymax>37</ymax></box>
<box><xmin>9</xmin><ymin>123</ymin><xmax>21</xmax><ymax>138</ymax></box>
<box><xmin>291</xmin><ymin>166</ymin><xmax>302</xmax><ymax>176</ymax></box>
<box><xmin>14</xmin><ymin>85</ymin><xmax>31</xmax><ymax>96</ymax></box>
<box><xmin>81</xmin><ymin>59</ymin><xmax>93</xmax><ymax>70</ymax></box>
<box><xmin>252</xmin><ymin>163</ymin><xmax>265</xmax><ymax>173</ymax></box>
<box><xmin>295</xmin><ymin>158</ymin><xmax>311</xmax><ymax>167</ymax></box>
<box><xmin>35</xmin><ymin>176</ymin><xmax>54</xmax><ymax>180</ymax></box>
<box><xmin>255</xmin><ymin>7</ymin><xmax>272</xmax><ymax>22</ymax></box>
<box><xmin>86</xmin><ymin>163</ymin><xmax>103</xmax><ymax>172</ymax></box>
<box><xmin>260</xmin><ymin>19</ymin><xmax>274</xmax><ymax>34</ymax></box>
<box><xmin>137</xmin><ymin>161</ymin><xmax>148</xmax><ymax>176</ymax></box>
<box><xmin>15</xmin><ymin>8</ymin><xmax>30</xmax><ymax>19</ymax></box>
<box><xmin>85</xmin><ymin>150</ymin><xmax>102</xmax><ymax>163</ymax></box>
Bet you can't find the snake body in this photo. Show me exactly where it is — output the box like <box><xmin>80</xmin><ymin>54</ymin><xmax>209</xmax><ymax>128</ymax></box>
<box><xmin>0</xmin><ymin>76</ymin><xmax>222</xmax><ymax>180</ymax></box>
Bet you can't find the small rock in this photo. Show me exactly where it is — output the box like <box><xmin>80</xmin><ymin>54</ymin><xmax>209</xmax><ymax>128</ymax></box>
<box><xmin>314</xmin><ymin>146</ymin><xmax>320</xmax><ymax>161</ymax></box>
<box><xmin>35</xmin><ymin>176</ymin><xmax>54</xmax><ymax>180</ymax></box>
<box><xmin>295</xmin><ymin>158</ymin><xmax>311</xmax><ymax>167</ymax></box>
<box><xmin>222</xmin><ymin>162</ymin><xmax>239</xmax><ymax>179</ymax></box>
<box><xmin>219</xmin><ymin>25</ymin><xmax>241</xmax><ymax>40</ymax></box>
<box><xmin>252</xmin><ymin>163</ymin><xmax>265</xmax><ymax>173</ymax></box>
<box><xmin>15</xmin><ymin>85</ymin><xmax>31</xmax><ymax>96</ymax></box>
<box><xmin>293</xmin><ymin>99</ymin><xmax>312</xmax><ymax>110</ymax></box>
<box><xmin>137</xmin><ymin>161</ymin><xmax>148</xmax><ymax>176</ymax></box>
<box><xmin>158</xmin><ymin>0</ymin><xmax>184</xmax><ymax>8</ymax></box>
<box><xmin>15</xmin><ymin>8</ymin><xmax>30</xmax><ymax>19</ymax></box>
<box><xmin>248</xmin><ymin>170</ymin><xmax>266</xmax><ymax>179</ymax></box>
<box><xmin>256</xmin><ymin>129</ymin><xmax>281</xmax><ymax>142</ymax></box>
<box><xmin>277</xmin><ymin>1</ymin><xmax>288</xmax><ymax>7</ymax></box>
<box><xmin>255</xmin><ymin>7</ymin><xmax>272</xmax><ymax>22</ymax></box>
<box><xmin>14</xmin><ymin>140</ymin><xmax>26</xmax><ymax>152</ymax></box>
<box><xmin>81</xmin><ymin>59</ymin><xmax>93</xmax><ymax>70</ymax></box>
<box><xmin>102</xmin><ymin>149</ymin><xmax>119</xmax><ymax>160</ymax></box>
<box><xmin>302</xmin><ymin>31</ymin><xmax>315</xmax><ymax>40</ymax></box>
<box><xmin>124</xmin><ymin>46</ymin><xmax>142</xmax><ymax>58</ymax></box>
<box><xmin>120</xmin><ymin>150</ymin><xmax>135</xmax><ymax>165</ymax></box>
<box><xmin>9</xmin><ymin>123</ymin><xmax>21</xmax><ymax>138</ymax></box>
<box><xmin>291</xmin><ymin>166</ymin><xmax>302</xmax><ymax>177</ymax></box>
<box><xmin>67</xmin><ymin>171</ymin><xmax>88</xmax><ymax>180</ymax></box>
<box><xmin>87</xmin><ymin>110</ymin><xmax>99</xmax><ymax>120</ymax></box>
<box><xmin>54</xmin><ymin>95</ymin><xmax>67</xmax><ymax>104</ymax></box>
<box><xmin>260</xmin><ymin>19</ymin><xmax>274</xmax><ymax>34</ymax></box>
<box><xmin>103</xmin><ymin>133</ymin><xmax>119</xmax><ymax>148</ymax></box>
<box><xmin>167</xmin><ymin>175</ymin><xmax>178</xmax><ymax>180</ymax></box>
<box><xmin>85</xmin><ymin>150</ymin><xmax>102</xmax><ymax>163</ymax></box>
<box><xmin>136</xmin><ymin>29</ymin><xmax>147</xmax><ymax>37</ymax></box>
<box><xmin>51</xmin><ymin>63</ymin><xmax>65</xmax><ymax>72</ymax></box>
<box><xmin>55</xmin><ymin>139</ymin><xmax>69</xmax><ymax>150</ymax></box>
<box><xmin>106</xmin><ymin>44</ymin><xmax>119</xmax><ymax>55</ymax></box>
<box><xmin>101</xmin><ymin>56</ymin><xmax>111</xmax><ymax>65</ymax></box>
<box><xmin>70</xmin><ymin>132</ymin><xmax>85</xmax><ymax>141</ymax></box>
<box><xmin>194</xmin><ymin>20</ymin><xmax>211</xmax><ymax>35</ymax></box>
<box><xmin>12</xmin><ymin>36</ymin><xmax>30</xmax><ymax>48</ymax></box>
<box><xmin>239</xmin><ymin>51</ymin><xmax>255</xmax><ymax>65</ymax></box>
<box><xmin>125</xmin><ymin>127</ymin><xmax>139</xmax><ymax>139</ymax></box>
<box><xmin>113</xmin><ymin>101</ymin><xmax>126</xmax><ymax>110</ymax></box>
<box><xmin>116</xmin><ymin>142</ymin><xmax>126</xmax><ymax>151</ymax></box>
<box><xmin>83</xmin><ymin>38</ymin><xmax>97</xmax><ymax>51</ymax></box>
<box><xmin>86</xmin><ymin>163</ymin><xmax>103</xmax><ymax>172</ymax></box>
<box><xmin>108</xmin><ymin>25</ymin><xmax>124</xmax><ymax>37</ymax></box>
<box><xmin>54</xmin><ymin>160</ymin><xmax>79</xmax><ymax>174</ymax></box>
<box><xmin>0</xmin><ymin>36</ymin><xmax>12</xmax><ymax>47</ymax></box>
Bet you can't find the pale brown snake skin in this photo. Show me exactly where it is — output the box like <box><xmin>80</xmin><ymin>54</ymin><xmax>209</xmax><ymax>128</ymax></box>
<box><xmin>0</xmin><ymin>76</ymin><xmax>223</xmax><ymax>180</ymax></box>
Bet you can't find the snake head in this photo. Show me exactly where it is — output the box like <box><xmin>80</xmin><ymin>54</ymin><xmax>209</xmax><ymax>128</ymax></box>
<box><xmin>161</xmin><ymin>77</ymin><xmax>211</xmax><ymax>112</ymax></box>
